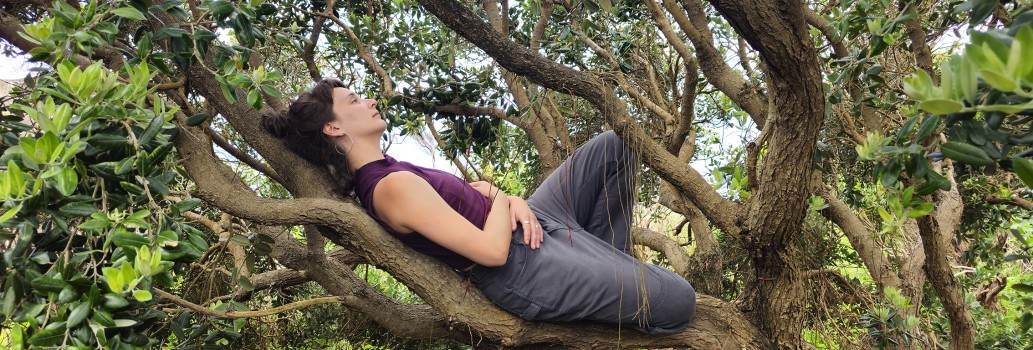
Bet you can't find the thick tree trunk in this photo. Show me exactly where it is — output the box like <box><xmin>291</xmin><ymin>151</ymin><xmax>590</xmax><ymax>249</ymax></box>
<box><xmin>708</xmin><ymin>1</ymin><xmax>826</xmax><ymax>348</ymax></box>
<box><xmin>917</xmin><ymin>215</ymin><xmax>975</xmax><ymax>349</ymax></box>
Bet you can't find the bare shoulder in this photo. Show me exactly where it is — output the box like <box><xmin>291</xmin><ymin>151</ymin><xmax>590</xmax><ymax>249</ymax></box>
<box><xmin>371</xmin><ymin>171</ymin><xmax>432</xmax><ymax>233</ymax></box>
<box><xmin>376</xmin><ymin>171</ymin><xmax>427</xmax><ymax>196</ymax></box>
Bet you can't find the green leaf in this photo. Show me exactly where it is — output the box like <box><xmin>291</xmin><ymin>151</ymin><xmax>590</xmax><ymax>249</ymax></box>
<box><xmin>247</xmin><ymin>88</ymin><xmax>262</xmax><ymax>109</ymax></box>
<box><xmin>914</xmin><ymin>115</ymin><xmax>940</xmax><ymax>141</ymax></box>
<box><xmin>102</xmin><ymin>267</ymin><xmax>125</xmax><ymax>293</ymax></box>
<box><xmin>28</xmin><ymin>328</ymin><xmax>64</xmax><ymax>347</ymax></box>
<box><xmin>157</xmin><ymin>230</ymin><xmax>179</xmax><ymax>247</ymax></box>
<box><xmin>31</xmin><ymin>276</ymin><xmax>69</xmax><ymax>293</ymax></box>
<box><xmin>154</xmin><ymin>25</ymin><xmax>189</xmax><ymax>39</ymax></box>
<box><xmin>895</xmin><ymin>115</ymin><xmax>919</xmax><ymax>144</ymax></box>
<box><xmin>979</xmin><ymin>68</ymin><xmax>1018</xmax><ymax>92</ymax></box>
<box><xmin>940</xmin><ymin>141</ymin><xmax>994</xmax><ymax>166</ymax></box>
<box><xmin>3</xmin><ymin>286</ymin><xmax>16</xmax><ymax>317</ymax></box>
<box><xmin>132</xmin><ymin>289</ymin><xmax>152</xmax><ymax>302</ymax></box>
<box><xmin>102</xmin><ymin>294</ymin><xmax>130</xmax><ymax>309</ymax></box>
<box><xmin>7</xmin><ymin>322</ymin><xmax>24</xmax><ymax>348</ymax></box>
<box><xmin>1014</xmin><ymin>283</ymin><xmax>1033</xmax><ymax>293</ymax></box>
<box><xmin>58</xmin><ymin>202</ymin><xmax>98</xmax><ymax>217</ymax></box>
<box><xmin>113</xmin><ymin>6</ymin><xmax>146</xmax><ymax>21</ymax></box>
<box><xmin>239</xmin><ymin>275</ymin><xmax>254</xmax><ymax>291</ymax></box>
<box><xmin>877</xmin><ymin>207</ymin><xmax>894</xmax><ymax>222</ymax></box>
<box><xmin>918</xmin><ymin>99</ymin><xmax>964</xmax><ymax>115</ymax></box>
<box><xmin>113</xmin><ymin>319</ymin><xmax>138</xmax><ymax>328</ymax></box>
<box><xmin>0</xmin><ymin>204</ymin><xmax>22</xmax><ymax>224</ymax></box>
<box><xmin>903</xmin><ymin>69</ymin><xmax>933</xmax><ymax>100</ymax></box>
<box><xmin>92</xmin><ymin>309</ymin><xmax>115</xmax><ymax>327</ymax></box>
<box><xmin>120</xmin><ymin>262</ymin><xmax>136</xmax><ymax>288</ymax></box>
<box><xmin>55</xmin><ymin>166</ymin><xmax>77</xmax><ymax>196</ymax></box>
<box><xmin>66</xmin><ymin>302</ymin><xmax>90</xmax><ymax>328</ymax></box>
<box><xmin>1013</xmin><ymin>156</ymin><xmax>1033</xmax><ymax>188</ymax></box>
<box><xmin>58</xmin><ymin>286</ymin><xmax>80</xmax><ymax>303</ymax></box>
<box><xmin>980</xmin><ymin>101</ymin><xmax>1033</xmax><ymax>114</ymax></box>
<box><xmin>111</xmin><ymin>231</ymin><xmax>149</xmax><ymax>249</ymax></box>
<box><xmin>172</xmin><ymin>198</ymin><xmax>202</xmax><ymax>214</ymax></box>
<box><xmin>208</xmin><ymin>0</ymin><xmax>235</xmax><ymax>16</ymax></box>
<box><xmin>259</xmin><ymin>84</ymin><xmax>282</xmax><ymax>98</ymax></box>
<box><xmin>114</xmin><ymin>157</ymin><xmax>134</xmax><ymax>175</ymax></box>
<box><xmin>907</xmin><ymin>203</ymin><xmax>934</xmax><ymax>218</ymax></box>
<box><xmin>1003</xmin><ymin>254</ymin><xmax>1030</xmax><ymax>262</ymax></box>
<box><xmin>229</xmin><ymin>234</ymin><xmax>251</xmax><ymax>247</ymax></box>
<box><xmin>1006</xmin><ymin>32</ymin><xmax>1024</xmax><ymax>77</ymax></box>
<box><xmin>1016</xmin><ymin>25</ymin><xmax>1033</xmax><ymax>79</ymax></box>
<box><xmin>138</xmin><ymin>114</ymin><xmax>164</xmax><ymax>146</ymax></box>
<box><xmin>79</xmin><ymin>217</ymin><xmax>112</xmax><ymax>231</ymax></box>
<box><xmin>185</xmin><ymin>113</ymin><xmax>209</xmax><ymax>126</ymax></box>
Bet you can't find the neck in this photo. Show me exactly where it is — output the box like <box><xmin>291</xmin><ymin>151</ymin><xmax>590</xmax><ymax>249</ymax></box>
<box><xmin>343</xmin><ymin>139</ymin><xmax>385</xmax><ymax>172</ymax></box>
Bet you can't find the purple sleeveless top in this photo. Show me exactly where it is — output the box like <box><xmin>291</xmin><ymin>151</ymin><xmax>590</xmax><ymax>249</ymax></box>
<box><xmin>353</xmin><ymin>155</ymin><xmax>491</xmax><ymax>270</ymax></box>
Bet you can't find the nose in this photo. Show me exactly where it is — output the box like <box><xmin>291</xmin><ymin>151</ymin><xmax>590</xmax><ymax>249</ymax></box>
<box><xmin>366</xmin><ymin>98</ymin><xmax>378</xmax><ymax>109</ymax></box>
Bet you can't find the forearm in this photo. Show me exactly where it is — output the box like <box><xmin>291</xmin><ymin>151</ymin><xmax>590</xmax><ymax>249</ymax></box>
<box><xmin>482</xmin><ymin>194</ymin><xmax>512</xmax><ymax>255</ymax></box>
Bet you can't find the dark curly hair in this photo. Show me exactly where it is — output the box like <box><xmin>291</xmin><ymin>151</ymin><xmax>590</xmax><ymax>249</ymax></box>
<box><xmin>262</xmin><ymin>78</ymin><xmax>354</xmax><ymax>194</ymax></box>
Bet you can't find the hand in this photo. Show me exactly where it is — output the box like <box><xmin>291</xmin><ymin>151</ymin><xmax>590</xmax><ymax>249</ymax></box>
<box><xmin>508</xmin><ymin>196</ymin><xmax>544</xmax><ymax>249</ymax></box>
<box><xmin>469</xmin><ymin>181</ymin><xmax>505</xmax><ymax>200</ymax></box>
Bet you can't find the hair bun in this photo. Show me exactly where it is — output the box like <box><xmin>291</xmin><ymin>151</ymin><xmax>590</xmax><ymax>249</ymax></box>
<box><xmin>261</xmin><ymin>110</ymin><xmax>292</xmax><ymax>138</ymax></box>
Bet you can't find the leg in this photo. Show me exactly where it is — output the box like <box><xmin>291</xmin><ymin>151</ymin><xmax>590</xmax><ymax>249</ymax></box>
<box><xmin>527</xmin><ymin>131</ymin><xmax>638</xmax><ymax>254</ymax></box>
<box><xmin>473</xmin><ymin>227</ymin><xmax>696</xmax><ymax>334</ymax></box>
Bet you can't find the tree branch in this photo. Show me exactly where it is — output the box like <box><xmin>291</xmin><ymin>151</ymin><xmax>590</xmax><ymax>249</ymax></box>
<box><xmin>529</xmin><ymin>1</ymin><xmax>553</xmax><ymax>51</ymax></box>
<box><xmin>900</xmin><ymin>0</ymin><xmax>936</xmax><ymax>83</ymax></box>
<box><xmin>819</xmin><ymin>191</ymin><xmax>901</xmax><ymax>290</ymax></box>
<box><xmin>802</xmin><ymin>8</ymin><xmax>847</xmax><ymax>57</ymax></box>
<box><xmin>633</xmin><ymin>227</ymin><xmax>691</xmax><ymax>278</ymax></box>
<box><xmin>302</xmin><ymin>0</ymin><xmax>335</xmax><ymax>81</ymax></box>
<box><xmin>424</xmin><ymin>114</ymin><xmax>476</xmax><ymax>182</ymax></box>
<box><xmin>916</xmin><ymin>214</ymin><xmax>975</xmax><ymax>349</ymax></box>
<box><xmin>988</xmin><ymin>195</ymin><xmax>1033</xmax><ymax>210</ymax></box>
<box><xmin>204</xmin><ymin>126</ymin><xmax>284</xmax><ymax>185</ymax></box>
<box><xmin>658</xmin><ymin>0</ymin><xmax>768</xmax><ymax>125</ymax></box>
<box><xmin>227</xmin><ymin>268</ymin><xmax>310</xmax><ymax>301</ymax></box>
<box><xmin>156</xmin><ymin>288</ymin><xmax>345</xmax><ymax>319</ymax></box>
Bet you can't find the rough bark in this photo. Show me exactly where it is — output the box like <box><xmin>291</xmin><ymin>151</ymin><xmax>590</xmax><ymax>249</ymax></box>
<box><xmin>707</xmin><ymin>1</ymin><xmax>826</xmax><ymax>348</ymax></box>
<box><xmin>916</xmin><ymin>214</ymin><xmax>975</xmax><ymax>349</ymax></box>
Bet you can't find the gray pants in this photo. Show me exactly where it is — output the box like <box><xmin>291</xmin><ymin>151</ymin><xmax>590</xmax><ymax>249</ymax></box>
<box><xmin>469</xmin><ymin>131</ymin><xmax>697</xmax><ymax>334</ymax></box>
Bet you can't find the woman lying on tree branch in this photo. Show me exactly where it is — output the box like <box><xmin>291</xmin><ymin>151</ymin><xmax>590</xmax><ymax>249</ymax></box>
<box><xmin>262</xmin><ymin>78</ymin><xmax>697</xmax><ymax>334</ymax></box>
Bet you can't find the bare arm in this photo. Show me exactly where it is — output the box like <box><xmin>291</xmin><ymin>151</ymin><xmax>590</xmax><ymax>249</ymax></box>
<box><xmin>373</xmin><ymin>172</ymin><xmax>512</xmax><ymax>266</ymax></box>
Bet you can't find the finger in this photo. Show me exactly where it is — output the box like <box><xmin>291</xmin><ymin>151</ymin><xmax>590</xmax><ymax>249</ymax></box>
<box><xmin>537</xmin><ymin>221</ymin><xmax>543</xmax><ymax>243</ymax></box>
<box><xmin>536</xmin><ymin>221</ymin><xmax>543</xmax><ymax>248</ymax></box>
<box><xmin>510</xmin><ymin>211</ymin><xmax>516</xmax><ymax>231</ymax></box>
<box><xmin>533</xmin><ymin>224</ymin><xmax>539</xmax><ymax>249</ymax></box>
<box><xmin>522</xmin><ymin>219</ymin><xmax>532</xmax><ymax>245</ymax></box>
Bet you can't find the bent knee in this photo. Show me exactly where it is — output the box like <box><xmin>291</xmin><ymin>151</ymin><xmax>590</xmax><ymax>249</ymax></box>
<box><xmin>596</xmin><ymin>131</ymin><xmax>636</xmax><ymax>163</ymax></box>
<box><xmin>648</xmin><ymin>279</ymin><xmax>697</xmax><ymax>333</ymax></box>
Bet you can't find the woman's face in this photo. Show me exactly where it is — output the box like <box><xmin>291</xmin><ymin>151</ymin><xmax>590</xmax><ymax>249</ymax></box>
<box><xmin>323</xmin><ymin>87</ymin><xmax>385</xmax><ymax>139</ymax></box>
